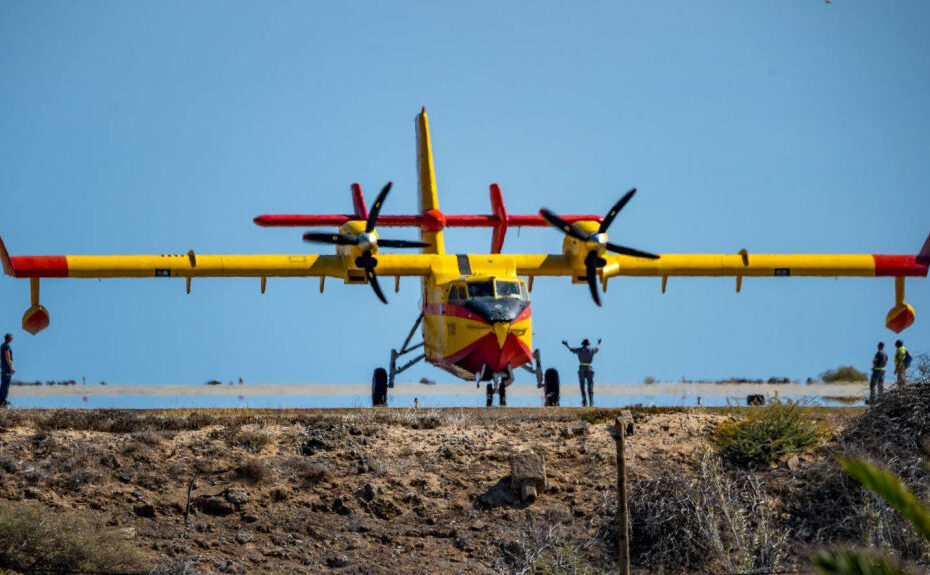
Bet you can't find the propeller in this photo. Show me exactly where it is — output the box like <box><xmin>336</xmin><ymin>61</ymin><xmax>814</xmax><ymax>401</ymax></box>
<box><xmin>541</xmin><ymin>188</ymin><xmax>659</xmax><ymax>306</ymax></box>
<box><xmin>302</xmin><ymin>181</ymin><xmax>429</xmax><ymax>304</ymax></box>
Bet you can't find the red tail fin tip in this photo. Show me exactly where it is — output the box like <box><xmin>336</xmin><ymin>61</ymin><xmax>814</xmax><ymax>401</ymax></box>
<box><xmin>489</xmin><ymin>184</ymin><xmax>508</xmax><ymax>254</ymax></box>
<box><xmin>351</xmin><ymin>183</ymin><xmax>369</xmax><ymax>220</ymax></box>
<box><xmin>0</xmin><ymin>235</ymin><xmax>14</xmax><ymax>276</ymax></box>
<box><xmin>917</xmin><ymin>232</ymin><xmax>930</xmax><ymax>266</ymax></box>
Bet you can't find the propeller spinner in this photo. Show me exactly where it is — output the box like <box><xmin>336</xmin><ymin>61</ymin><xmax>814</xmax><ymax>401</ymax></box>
<box><xmin>540</xmin><ymin>188</ymin><xmax>659</xmax><ymax>306</ymax></box>
<box><xmin>303</xmin><ymin>182</ymin><xmax>430</xmax><ymax>304</ymax></box>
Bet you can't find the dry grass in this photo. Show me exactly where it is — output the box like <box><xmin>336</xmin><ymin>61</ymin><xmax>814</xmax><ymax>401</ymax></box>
<box><xmin>236</xmin><ymin>456</ymin><xmax>272</xmax><ymax>483</ymax></box>
<box><xmin>629</xmin><ymin>452</ymin><xmax>787</xmax><ymax>573</ymax></box>
<box><xmin>0</xmin><ymin>500</ymin><xmax>152</xmax><ymax>572</ymax></box>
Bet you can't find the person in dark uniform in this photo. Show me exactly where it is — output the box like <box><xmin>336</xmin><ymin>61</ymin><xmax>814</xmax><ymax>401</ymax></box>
<box><xmin>0</xmin><ymin>334</ymin><xmax>14</xmax><ymax>407</ymax></box>
<box><xmin>563</xmin><ymin>338</ymin><xmax>601</xmax><ymax>406</ymax></box>
<box><xmin>869</xmin><ymin>341</ymin><xmax>887</xmax><ymax>404</ymax></box>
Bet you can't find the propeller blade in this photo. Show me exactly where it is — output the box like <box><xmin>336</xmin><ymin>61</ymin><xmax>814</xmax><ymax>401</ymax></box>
<box><xmin>356</xmin><ymin>253</ymin><xmax>388</xmax><ymax>304</ymax></box>
<box><xmin>303</xmin><ymin>232</ymin><xmax>359</xmax><ymax>245</ymax></box>
<box><xmin>539</xmin><ymin>209</ymin><xmax>590</xmax><ymax>242</ymax></box>
<box><xmin>584</xmin><ymin>250</ymin><xmax>602</xmax><ymax>307</ymax></box>
<box><xmin>604</xmin><ymin>242</ymin><xmax>660</xmax><ymax>260</ymax></box>
<box><xmin>365</xmin><ymin>181</ymin><xmax>393</xmax><ymax>233</ymax></box>
<box><xmin>599</xmin><ymin>188</ymin><xmax>636</xmax><ymax>233</ymax></box>
<box><xmin>377</xmin><ymin>238</ymin><xmax>432</xmax><ymax>249</ymax></box>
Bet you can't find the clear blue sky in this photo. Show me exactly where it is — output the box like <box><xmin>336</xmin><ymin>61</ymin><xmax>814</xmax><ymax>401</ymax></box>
<box><xmin>1</xmin><ymin>2</ymin><xmax>928</xmax><ymax>386</ymax></box>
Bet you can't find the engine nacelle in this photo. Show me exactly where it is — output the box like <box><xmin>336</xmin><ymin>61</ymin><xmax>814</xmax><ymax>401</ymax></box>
<box><xmin>561</xmin><ymin>220</ymin><xmax>603</xmax><ymax>283</ymax></box>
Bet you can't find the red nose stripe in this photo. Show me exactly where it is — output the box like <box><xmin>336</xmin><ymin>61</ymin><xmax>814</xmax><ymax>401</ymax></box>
<box><xmin>441</xmin><ymin>332</ymin><xmax>533</xmax><ymax>374</ymax></box>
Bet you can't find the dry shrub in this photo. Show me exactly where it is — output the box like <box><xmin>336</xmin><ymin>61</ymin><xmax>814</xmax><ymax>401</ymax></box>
<box><xmin>714</xmin><ymin>399</ymin><xmax>824</xmax><ymax>466</ymax></box>
<box><xmin>630</xmin><ymin>453</ymin><xmax>787</xmax><ymax>573</ymax></box>
<box><xmin>287</xmin><ymin>457</ymin><xmax>328</xmax><ymax>485</ymax></box>
<box><xmin>231</xmin><ymin>428</ymin><xmax>274</xmax><ymax>452</ymax></box>
<box><xmin>150</xmin><ymin>558</ymin><xmax>201</xmax><ymax>574</ymax></box>
<box><xmin>30</xmin><ymin>409</ymin><xmax>221</xmax><ymax>434</ymax></box>
<box><xmin>790</xmin><ymin>360</ymin><xmax>930</xmax><ymax>563</ymax></box>
<box><xmin>237</xmin><ymin>457</ymin><xmax>272</xmax><ymax>483</ymax></box>
<box><xmin>494</xmin><ymin>491</ymin><xmax>614</xmax><ymax>575</ymax></box>
<box><xmin>0</xmin><ymin>500</ymin><xmax>151</xmax><ymax>572</ymax></box>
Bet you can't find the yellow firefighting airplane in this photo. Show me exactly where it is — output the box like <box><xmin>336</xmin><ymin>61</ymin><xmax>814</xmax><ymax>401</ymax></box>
<box><xmin>1</xmin><ymin>108</ymin><xmax>928</xmax><ymax>406</ymax></box>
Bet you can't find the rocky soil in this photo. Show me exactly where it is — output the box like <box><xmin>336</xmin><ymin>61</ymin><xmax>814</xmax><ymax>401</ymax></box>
<box><xmin>0</xmin><ymin>407</ymin><xmax>866</xmax><ymax>574</ymax></box>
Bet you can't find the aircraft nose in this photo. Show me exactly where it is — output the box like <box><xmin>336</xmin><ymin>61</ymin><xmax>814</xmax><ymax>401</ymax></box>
<box><xmin>492</xmin><ymin>322</ymin><xmax>510</xmax><ymax>349</ymax></box>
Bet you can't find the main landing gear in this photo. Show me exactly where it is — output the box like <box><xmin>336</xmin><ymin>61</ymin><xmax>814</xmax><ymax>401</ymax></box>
<box><xmin>519</xmin><ymin>349</ymin><xmax>560</xmax><ymax>407</ymax></box>
<box><xmin>372</xmin><ymin>313</ymin><xmax>425</xmax><ymax>407</ymax></box>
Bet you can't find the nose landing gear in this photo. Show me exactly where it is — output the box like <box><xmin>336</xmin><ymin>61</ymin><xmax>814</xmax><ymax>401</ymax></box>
<box><xmin>483</xmin><ymin>366</ymin><xmax>513</xmax><ymax>407</ymax></box>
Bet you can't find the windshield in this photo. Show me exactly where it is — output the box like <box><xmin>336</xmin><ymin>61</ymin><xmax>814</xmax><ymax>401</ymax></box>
<box><xmin>467</xmin><ymin>281</ymin><xmax>494</xmax><ymax>298</ymax></box>
<box><xmin>496</xmin><ymin>280</ymin><xmax>522</xmax><ymax>299</ymax></box>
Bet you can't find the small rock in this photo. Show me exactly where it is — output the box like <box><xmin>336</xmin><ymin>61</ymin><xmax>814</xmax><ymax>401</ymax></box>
<box><xmin>301</xmin><ymin>439</ymin><xmax>326</xmax><ymax>456</ymax></box>
<box><xmin>235</xmin><ymin>530</ymin><xmax>253</xmax><ymax>544</ymax></box>
<box><xmin>326</xmin><ymin>555</ymin><xmax>349</xmax><ymax>568</ymax></box>
<box><xmin>200</xmin><ymin>496</ymin><xmax>235</xmax><ymax>516</ymax></box>
<box><xmin>357</xmin><ymin>483</ymin><xmax>376</xmax><ymax>502</ymax></box>
<box><xmin>454</xmin><ymin>536</ymin><xmax>471</xmax><ymax>551</ymax></box>
<box><xmin>331</xmin><ymin>497</ymin><xmax>351</xmax><ymax>516</ymax></box>
<box><xmin>786</xmin><ymin>455</ymin><xmax>800</xmax><ymax>472</ymax></box>
<box><xmin>225</xmin><ymin>487</ymin><xmax>250</xmax><ymax>506</ymax></box>
<box><xmin>99</xmin><ymin>453</ymin><xmax>120</xmax><ymax>469</ymax></box>
<box><xmin>470</xmin><ymin>520</ymin><xmax>485</xmax><ymax>531</ymax></box>
<box><xmin>133</xmin><ymin>503</ymin><xmax>156</xmax><ymax>518</ymax></box>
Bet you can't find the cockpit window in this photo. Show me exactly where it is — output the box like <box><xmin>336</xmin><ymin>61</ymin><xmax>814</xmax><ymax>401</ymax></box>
<box><xmin>496</xmin><ymin>280</ymin><xmax>522</xmax><ymax>299</ymax></box>
<box><xmin>449</xmin><ymin>285</ymin><xmax>466</xmax><ymax>301</ymax></box>
<box><xmin>467</xmin><ymin>281</ymin><xmax>494</xmax><ymax>299</ymax></box>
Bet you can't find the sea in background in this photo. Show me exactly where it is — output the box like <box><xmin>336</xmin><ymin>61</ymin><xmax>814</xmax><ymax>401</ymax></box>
<box><xmin>5</xmin><ymin>381</ymin><xmax>868</xmax><ymax>409</ymax></box>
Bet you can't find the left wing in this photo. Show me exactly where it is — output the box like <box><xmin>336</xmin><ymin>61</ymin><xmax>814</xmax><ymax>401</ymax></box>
<box><xmin>0</xmin><ymin>236</ymin><xmax>440</xmax><ymax>334</ymax></box>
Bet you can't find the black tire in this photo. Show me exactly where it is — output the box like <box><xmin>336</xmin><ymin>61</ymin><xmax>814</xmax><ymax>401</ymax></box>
<box><xmin>544</xmin><ymin>368</ymin><xmax>560</xmax><ymax>407</ymax></box>
<box><xmin>372</xmin><ymin>368</ymin><xmax>388</xmax><ymax>407</ymax></box>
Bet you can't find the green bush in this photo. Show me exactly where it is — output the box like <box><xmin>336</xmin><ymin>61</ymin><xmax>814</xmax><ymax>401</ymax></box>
<box><xmin>820</xmin><ymin>366</ymin><xmax>868</xmax><ymax>383</ymax></box>
<box><xmin>0</xmin><ymin>500</ymin><xmax>151</xmax><ymax>572</ymax></box>
<box><xmin>714</xmin><ymin>399</ymin><xmax>824</xmax><ymax>466</ymax></box>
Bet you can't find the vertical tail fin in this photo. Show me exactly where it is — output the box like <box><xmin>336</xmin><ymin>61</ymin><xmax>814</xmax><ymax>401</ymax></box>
<box><xmin>415</xmin><ymin>108</ymin><xmax>445</xmax><ymax>254</ymax></box>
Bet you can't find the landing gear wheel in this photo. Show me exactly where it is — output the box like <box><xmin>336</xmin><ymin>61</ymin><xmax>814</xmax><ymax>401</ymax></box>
<box><xmin>372</xmin><ymin>368</ymin><xmax>388</xmax><ymax>407</ymax></box>
<box><xmin>544</xmin><ymin>368</ymin><xmax>560</xmax><ymax>407</ymax></box>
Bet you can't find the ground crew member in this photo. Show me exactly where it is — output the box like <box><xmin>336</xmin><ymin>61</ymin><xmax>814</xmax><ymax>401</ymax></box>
<box><xmin>869</xmin><ymin>341</ymin><xmax>887</xmax><ymax>404</ymax></box>
<box><xmin>894</xmin><ymin>339</ymin><xmax>909</xmax><ymax>387</ymax></box>
<box><xmin>0</xmin><ymin>334</ymin><xmax>13</xmax><ymax>408</ymax></box>
<box><xmin>563</xmin><ymin>338</ymin><xmax>600</xmax><ymax>407</ymax></box>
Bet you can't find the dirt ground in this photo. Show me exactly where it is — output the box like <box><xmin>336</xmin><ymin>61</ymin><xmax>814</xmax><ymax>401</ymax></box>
<box><xmin>0</xmin><ymin>407</ymin><xmax>860</xmax><ymax>574</ymax></box>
